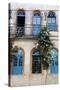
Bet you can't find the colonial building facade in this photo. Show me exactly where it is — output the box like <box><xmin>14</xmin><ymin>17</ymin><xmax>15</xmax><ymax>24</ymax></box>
<box><xmin>9</xmin><ymin>3</ymin><xmax>59</xmax><ymax>86</ymax></box>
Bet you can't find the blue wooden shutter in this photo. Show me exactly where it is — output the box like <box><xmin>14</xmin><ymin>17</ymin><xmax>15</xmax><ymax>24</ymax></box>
<box><xmin>48</xmin><ymin>11</ymin><xmax>56</xmax><ymax>30</ymax></box>
<box><xmin>50</xmin><ymin>49</ymin><xmax>58</xmax><ymax>74</ymax></box>
<box><xmin>12</xmin><ymin>49</ymin><xmax>23</xmax><ymax>75</ymax></box>
<box><xmin>32</xmin><ymin>13</ymin><xmax>41</xmax><ymax>36</ymax></box>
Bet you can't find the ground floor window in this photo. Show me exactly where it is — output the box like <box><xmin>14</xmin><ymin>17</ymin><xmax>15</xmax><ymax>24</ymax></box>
<box><xmin>11</xmin><ymin>48</ymin><xmax>24</xmax><ymax>75</ymax></box>
<box><xmin>50</xmin><ymin>48</ymin><xmax>58</xmax><ymax>74</ymax></box>
<box><xmin>32</xmin><ymin>49</ymin><xmax>41</xmax><ymax>73</ymax></box>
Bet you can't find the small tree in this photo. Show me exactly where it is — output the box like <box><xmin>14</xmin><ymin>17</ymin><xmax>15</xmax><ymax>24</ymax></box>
<box><xmin>37</xmin><ymin>27</ymin><xmax>53</xmax><ymax>69</ymax></box>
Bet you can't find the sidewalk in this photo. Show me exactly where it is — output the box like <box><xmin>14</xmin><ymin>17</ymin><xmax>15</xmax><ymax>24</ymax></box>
<box><xmin>45</xmin><ymin>72</ymin><xmax>58</xmax><ymax>84</ymax></box>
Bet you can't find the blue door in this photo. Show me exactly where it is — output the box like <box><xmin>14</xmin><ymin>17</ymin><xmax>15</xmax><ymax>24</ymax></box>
<box><xmin>12</xmin><ymin>49</ymin><xmax>23</xmax><ymax>75</ymax></box>
<box><xmin>16</xmin><ymin>10</ymin><xmax>25</xmax><ymax>36</ymax></box>
<box><xmin>32</xmin><ymin>13</ymin><xmax>41</xmax><ymax>36</ymax></box>
<box><xmin>32</xmin><ymin>49</ymin><xmax>41</xmax><ymax>73</ymax></box>
<box><xmin>50</xmin><ymin>49</ymin><xmax>58</xmax><ymax>74</ymax></box>
<box><xmin>48</xmin><ymin>17</ymin><xmax>56</xmax><ymax>30</ymax></box>
<box><xmin>47</xmin><ymin>11</ymin><xmax>56</xmax><ymax>31</ymax></box>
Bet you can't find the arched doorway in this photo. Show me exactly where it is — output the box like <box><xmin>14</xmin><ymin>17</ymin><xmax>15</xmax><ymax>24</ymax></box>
<box><xmin>50</xmin><ymin>48</ymin><xmax>58</xmax><ymax>74</ymax></box>
<box><xmin>16</xmin><ymin>9</ymin><xmax>25</xmax><ymax>36</ymax></box>
<box><xmin>11</xmin><ymin>48</ymin><xmax>24</xmax><ymax>75</ymax></box>
<box><xmin>31</xmin><ymin>49</ymin><xmax>41</xmax><ymax>74</ymax></box>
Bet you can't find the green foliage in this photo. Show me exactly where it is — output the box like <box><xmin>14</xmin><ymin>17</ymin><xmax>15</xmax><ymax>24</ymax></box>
<box><xmin>37</xmin><ymin>27</ymin><xmax>53</xmax><ymax>68</ymax></box>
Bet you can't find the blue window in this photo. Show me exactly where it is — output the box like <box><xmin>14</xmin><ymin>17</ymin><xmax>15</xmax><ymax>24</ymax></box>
<box><xmin>12</xmin><ymin>49</ymin><xmax>24</xmax><ymax>75</ymax></box>
<box><xmin>32</xmin><ymin>11</ymin><xmax>41</xmax><ymax>36</ymax></box>
<box><xmin>16</xmin><ymin>10</ymin><xmax>25</xmax><ymax>36</ymax></box>
<box><xmin>48</xmin><ymin>11</ymin><xmax>56</xmax><ymax>30</ymax></box>
<box><xmin>50</xmin><ymin>48</ymin><xmax>58</xmax><ymax>74</ymax></box>
<box><xmin>32</xmin><ymin>49</ymin><xmax>41</xmax><ymax>73</ymax></box>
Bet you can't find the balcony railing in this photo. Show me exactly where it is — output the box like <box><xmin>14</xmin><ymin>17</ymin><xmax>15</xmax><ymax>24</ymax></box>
<box><xmin>9</xmin><ymin>24</ymin><xmax>58</xmax><ymax>39</ymax></box>
<box><xmin>16</xmin><ymin>27</ymin><xmax>24</xmax><ymax>37</ymax></box>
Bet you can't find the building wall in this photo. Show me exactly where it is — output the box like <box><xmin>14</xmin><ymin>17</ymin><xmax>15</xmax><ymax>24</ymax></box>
<box><xmin>10</xmin><ymin>39</ymin><xmax>58</xmax><ymax>86</ymax></box>
<box><xmin>10</xmin><ymin>4</ymin><xmax>58</xmax><ymax>36</ymax></box>
<box><xmin>10</xmin><ymin>3</ymin><xmax>59</xmax><ymax>86</ymax></box>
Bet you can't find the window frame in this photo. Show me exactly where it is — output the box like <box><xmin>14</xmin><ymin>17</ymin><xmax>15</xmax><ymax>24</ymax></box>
<box><xmin>47</xmin><ymin>11</ymin><xmax>57</xmax><ymax>31</ymax></box>
<box><xmin>32</xmin><ymin>10</ymin><xmax>41</xmax><ymax>36</ymax></box>
<box><xmin>11</xmin><ymin>47</ymin><xmax>25</xmax><ymax>75</ymax></box>
<box><xmin>30</xmin><ymin>48</ymin><xmax>42</xmax><ymax>74</ymax></box>
<box><xmin>16</xmin><ymin>9</ymin><xmax>25</xmax><ymax>36</ymax></box>
<box><xmin>49</xmin><ymin>47</ymin><xmax>58</xmax><ymax>74</ymax></box>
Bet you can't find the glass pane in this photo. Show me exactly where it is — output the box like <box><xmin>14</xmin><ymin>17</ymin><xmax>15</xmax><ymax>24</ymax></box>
<box><xmin>50</xmin><ymin>49</ymin><xmax>58</xmax><ymax>74</ymax></box>
<box><xmin>48</xmin><ymin>18</ymin><xmax>51</xmax><ymax>23</ymax></box>
<box><xmin>33</xmin><ymin>17</ymin><xmax>36</xmax><ymax>24</ymax></box>
<box><xmin>48</xmin><ymin>11</ymin><xmax>56</xmax><ymax>30</ymax></box>
<box><xmin>32</xmin><ymin>13</ymin><xmax>41</xmax><ymax>36</ymax></box>
<box><xmin>50</xmin><ymin>49</ymin><xmax>58</xmax><ymax>59</ymax></box>
<box><xmin>13</xmin><ymin>56</ymin><xmax>17</xmax><ymax>66</ymax></box>
<box><xmin>37</xmin><ymin>17</ymin><xmax>40</xmax><ymax>24</ymax></box>
<box><xmin>12</xmin><ymin>49</ymin><xmax>24</xmax><ymax>75</ymax></box>
<box><xmin>48</xmin><ymin>11</ymin><xmax>56</xmax><ymax>18</ymax></box>
<box><xmin>51</xmin><ymin>18</ymin><xmax>55</xmax><ymax>23</ymax></box>
<box><xmin>32</xmin><ymin>56</ymin><xmax>41</xmax><ymax>73</ymax></box>
<box><xmin>32</xmin><ymin>26</ymin><xmax>40</xmax><ymax>36</ymax></box>
<box><xmin>32</xmin><ymin>50</ymin><xmax>40</xmax><ymax>56</ymax></box>
<box><xmin>19</xmin><ymin>56</ymin><xmax>23</xmax><ymax>66</ymax></box>
<box><xmin>48</xmin><ymin>24</ymin><xmax>56</xmax><ymax>30</ymax></box>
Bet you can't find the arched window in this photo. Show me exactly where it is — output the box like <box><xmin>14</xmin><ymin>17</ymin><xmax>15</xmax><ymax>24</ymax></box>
<box><xmin>47</xmin><ymin>11</ymin><xmax>56</xmax><ymax>31</ymax></box>
<box><xmin>16</xmin><ymin>10</ymin><xmax>25</xmax><ymax>36</ymax></box>
<box><xmin>32</xmin><ymin>11</ymin><xmax>41</xmax><ymax>36</ymax></box>
<box><xmin>32</xmin><ymin>49</ymin><xmax>41</xmax><ymax>73</ymax></box>
<box><xmin>50</xmin><ymin>48</ymin><xmax>58</xmax><ymax>74</ymax></box>
<box><xmin>11</xmin><ymin>48</ymin><xmax>24</xmax><ymax>75</ymax></box>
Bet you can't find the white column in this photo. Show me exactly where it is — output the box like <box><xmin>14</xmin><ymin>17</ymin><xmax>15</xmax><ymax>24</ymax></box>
<box><xmin>10</xmin><ymin>10</ymin><xmax>16</xmax><ymax>35</ymax></box>
<box><xmin>41</xmin><ymin>11</ymin><xmax>47</xmax><ymax>27</ymax></box>
<box><xmin>25</xmin><ymin>10</ymin><xmax>32</xmax><ymax>36</ymax></box>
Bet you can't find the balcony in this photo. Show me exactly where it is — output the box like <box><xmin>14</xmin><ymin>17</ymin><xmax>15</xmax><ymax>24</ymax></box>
<box><xmin>9</xmin><ymin>24</ymin><xmax>58</xmax><ymax>40</ymax></box>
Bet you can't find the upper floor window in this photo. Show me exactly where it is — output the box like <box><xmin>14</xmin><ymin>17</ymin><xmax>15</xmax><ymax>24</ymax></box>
<box><xmin>32</xmin><ymin>10</ymin><xmax>41</xmax><ymax>36</ymax></box>
<box><xmin>16</xmin><ymin>9</ymin><xmax>25</xmax><ymax>37</ymax></box>
<box><xmin>47</xmin><ymin>11</ymin><xmax>56</xmax><ymax>31</ymax></box>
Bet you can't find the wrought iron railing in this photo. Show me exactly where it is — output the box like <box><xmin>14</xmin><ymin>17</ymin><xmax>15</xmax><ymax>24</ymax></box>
<box><xmin>9</xmin><ymin>24</ymin><xmax>58</xmax><ymax>38</ymax></box>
